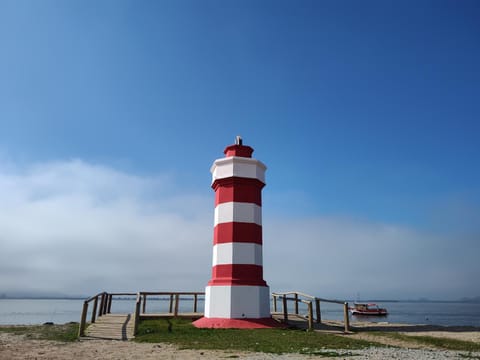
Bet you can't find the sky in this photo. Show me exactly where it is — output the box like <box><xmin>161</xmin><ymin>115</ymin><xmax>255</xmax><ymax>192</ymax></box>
<box><xmin>0</xmin><ymin>0</ymin><xmax>479</xmax><ymax>301</ymax></box>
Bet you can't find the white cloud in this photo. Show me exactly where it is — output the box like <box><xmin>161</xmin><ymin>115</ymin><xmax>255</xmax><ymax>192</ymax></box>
<box><xmin>0</xmin><ymin>159</ymin><xmax>478</xmax><ymax>300</ymax></box>
<box><xmin>263</xmin><ymin>215</ymin><xmax>479</xmax><ymax>300</ymax></box>
<box><xmin>0</xmin><ymin>159</ymin><xmax>212</xmax><ymax>296</ymax></box>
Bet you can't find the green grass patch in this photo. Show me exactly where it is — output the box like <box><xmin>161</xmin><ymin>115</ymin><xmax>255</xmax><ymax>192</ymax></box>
<box><xmin>134</xmin><ymin>319</ymin><xmax>379</xmax><ymax>355</ymax></box>
<box><xmin>371</xmin><ymin>332</ymin><xmax>480</xmax><ymax>352</ymax></box>
<box><xmin>0</xmin><ymin>322</ymin><xmax>79</xmax><ymax>342</ymax></box>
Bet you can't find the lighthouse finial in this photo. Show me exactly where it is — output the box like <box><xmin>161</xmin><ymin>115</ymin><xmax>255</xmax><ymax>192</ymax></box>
<box><xmin>235</xmin><ymin>135</ymin><xmax>243</xmax><ymax>145</ymax></box>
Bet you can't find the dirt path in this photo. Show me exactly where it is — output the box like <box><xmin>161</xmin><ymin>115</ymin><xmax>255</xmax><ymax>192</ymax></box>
<box><xmin>0</xmin><ymin>333</ymin><xmax>306</xmax><ymax>360</ymax></box>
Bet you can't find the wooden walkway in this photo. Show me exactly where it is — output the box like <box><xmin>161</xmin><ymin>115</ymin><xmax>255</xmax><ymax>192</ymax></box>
<box><xmin>78</xmin><ymin>290</ymin><xmax>350</xmax><ymax>340</ymax></box>
<box><xmin>82</xmin><ymin>313</ymin><xmax>202</xmax><ymax>340</ymax></box>
<box><xmin>84</xmin><ymin>314</ymin><xmax>135</xmax><ymax>341</ymax></box>
<box><xmin>78</xmin><ymin>291</ymin><xmax>206</xmax><ymax>338</ymax></box>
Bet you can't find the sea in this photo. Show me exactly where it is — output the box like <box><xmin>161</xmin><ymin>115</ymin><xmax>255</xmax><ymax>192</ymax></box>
<box><xmin>1</xmin><ymin>299</ymin><xmax>479</xmax><ymax>327</ymax></box>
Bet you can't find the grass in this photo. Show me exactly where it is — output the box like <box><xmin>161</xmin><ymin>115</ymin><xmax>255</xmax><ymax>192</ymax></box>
<box><xmin>2</xmin><ymin>319</ymin><xmax>478</xmax><ymax>357</ymax></box>
<box><xmin>371</xmin><ymin>332</ymin><xmax>480</xmax><ymax>352</ymax></box>
<box><xmin>134</xmin><ymin>318</ymin><xmax>379</xmax><ymax>355</ymax></box>
<box><xmin>0</xmin><ymin>322</ymin><xmax>79</xmax><ymax>342</ymax></box>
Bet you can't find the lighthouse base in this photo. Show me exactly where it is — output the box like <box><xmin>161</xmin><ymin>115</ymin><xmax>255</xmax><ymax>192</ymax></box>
<box><xmin>192</xmin><ymin>317</ymin><xmax>282</xmax><ymax>329</ymax></box>
<box><xmin>204</xmin><ymin>285</ymin><xmax>271</xmax><ymax>318</ymax></box>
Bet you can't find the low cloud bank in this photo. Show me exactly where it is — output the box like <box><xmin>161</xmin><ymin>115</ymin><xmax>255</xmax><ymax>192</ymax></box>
<box><xmin>264</xmin><ymin>216</ymin><xmax>478</xmax><ymax>300</ymax></box>
<box><xmin>0</xmin><ymin>160</ymin><xmax>212</xmax><ymax>296</ymax></box>
<box><xmin>0</xmin><ymin>159</ymin><xmax>477</xmax><ymax>300</ymax></box>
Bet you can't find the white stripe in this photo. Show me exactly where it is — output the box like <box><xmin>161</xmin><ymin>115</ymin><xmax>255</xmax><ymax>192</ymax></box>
<box><xmin>212</xmin><ymin>243</ymin><xmax>263</xmax><ymax>266</ymax></box>
<box><xmin>214</xmin><ymin>202</ymin><xmax>262</xmax><ymax>226</ymax></box>
<box><xmin>211</xmin><ymin>157</ymin><xmax>266</xmax><ymax>184</ymax></box>
<box><xmin>205</xmin><ymin>285</ymin><xmax>270</xmax><ymax>318</ymax></box>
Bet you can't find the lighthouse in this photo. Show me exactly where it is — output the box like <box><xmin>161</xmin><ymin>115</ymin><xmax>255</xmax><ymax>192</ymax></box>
<box><xmin>193</xmin><ymin>136</ymin><xmax>277</xmax><ymax>328</ymax></box>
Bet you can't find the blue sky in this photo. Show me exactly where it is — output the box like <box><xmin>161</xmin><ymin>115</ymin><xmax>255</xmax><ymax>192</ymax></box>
<box><xmin>0</xmin><ymin>1</ymin><xmax>479</xmax><ymax>300</ymax></box>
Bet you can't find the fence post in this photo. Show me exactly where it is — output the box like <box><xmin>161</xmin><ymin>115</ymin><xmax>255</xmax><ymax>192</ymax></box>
<box><xmin>102</xmin><ymin>293</ymin><xmax>109</xmax><ymax>315</ymax></box>
<box><xmin>307</xmin><ymin>301</ymin><xmax>313</xmax><ymax>331</ymax></box>
<box><xmin>174</xmin><ymin>294</ymin><xmax>180</xmax><ymax>316</ymax></box>
<box><xmin>294</xmin><ymin>293</ymin><xmax>299</xmax><ymax>315</ymax></box>
<box><xmin>107</xmin><ymin>294</ymin><xmax>113</xmax><ymax>313</ymax></box>
<box><xmin>315</xmin><ymin>299</ymin><xmax>321</xmax><ymax>323</ymax></box>
<box><xmin>91</xmin><ymin>296</ymin><xmax>98</xmax><ymax>323</ymax></box>
<box><xmin>273</xmin><ymin>295</ymin><xmax>277</xmax><ymax>312</ymax></box>
<box><xmin>343</xmin><ymin>302</ymin><xmax>350</xmax><ymax>333</ymax></box>
<box><xmin>142</xmin><ymin>294</ymin><xmax>147</xmax><ymax>313</ymax></box>
<box><xmin>98</xmin><ymin>293</ymin><xmax>105</xmax><ymax>317</ymax></box>
<box><xmin>79</xmin><ymin>301</ymin><xmax>88</xmax><ymax>337</ymax></box>
<box><xmin>194</xmin><ymin>294</ymin><xmax>198</xmax><ymax>313</ymax></box>
<box><xmin>134</xmin><ymin>293</ymin><xmax>141</xmax><ymax>336</ymax></box>
<box><xmin>169</xmin><ymin>294</ymin><xmax>174</xmax><ymax>313</ymax></box>
<box><xmin>282</xmin><ymin>295</ymin><xmax>288</xmax><ymax>323</ymax></box>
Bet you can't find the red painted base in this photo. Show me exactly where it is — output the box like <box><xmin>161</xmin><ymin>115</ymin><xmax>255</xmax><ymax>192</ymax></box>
<box><xmin>192</xmin><ymin>317</ymin><xmax>283</xmax><ymax>329</ymax></box>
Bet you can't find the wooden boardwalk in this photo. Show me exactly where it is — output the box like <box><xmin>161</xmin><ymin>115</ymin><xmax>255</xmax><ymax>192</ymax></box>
<box><xmin>82</xmin><ymin>313</ymin><xmax>202</xmax><ymax>340</ymax></box>
<box><xmin>84</xmin><ymin>314</ymin><xmax>135</xmax><ymax>341</ymax></box>
<box><xmin>78</xmin><ymin>290</ymin><xmax>350</xmax><ymax>339</ymax></box>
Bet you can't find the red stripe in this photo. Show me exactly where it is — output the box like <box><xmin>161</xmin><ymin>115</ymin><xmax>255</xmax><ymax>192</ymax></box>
<box><xmin>213</xmin><ymin>178</ymin><xmax>264</xmax><ymax>206</ymax></box>
<box><xmin>214</xmin><ymin>222</ymin><xmax>262</xmax><ymax>245</ymax></box>
<box><xmin>208</xmin><ymin>264</ymin><xmax>266</xmax><ymax>286</ymax></box>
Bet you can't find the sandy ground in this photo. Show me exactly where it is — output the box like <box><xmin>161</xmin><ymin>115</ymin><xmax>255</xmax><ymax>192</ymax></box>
<box><xmin>401</xmin><ymin>330</ymin><xmax>480</xmax><ymax>343</ymax></box>
<box><xmin>1</xmin><ymin>333</ymin><xmax>307</xmax><ymax>360</ymax></box>
<box><xmin>1</xmin><ymin>322</ymin><xmax>479</xmax><ymax>360</ymax></box>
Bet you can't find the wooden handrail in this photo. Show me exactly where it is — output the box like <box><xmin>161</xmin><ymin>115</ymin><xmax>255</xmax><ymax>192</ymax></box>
<box><xmin>272</xmin><ymin>291</ymin><xmax>345</xmax><ymax>304</ymax></box>
<box><xmin>272</xmin><ymin>291</ymin><xmax>350</xmax><ymax>332</ymax></box>
<box><xmin>104</xmin><ymin>292</ymin><xmax>137</xmax><ymax>296</ymax></box>
<box><xmin>79</xmin><ymin>290</ymin><xmax>205</xmax><ymax>338</ymax></box>
<box><xmin>79</xmin><ymin>292</ymin><xmax>107</xmax><ymax>337</ymax></box>
<box><xmin>79</xmin><ymin>291</ymin><xmax>138</xmax><ymax>337</ymax></box>
<box><xmin>139</xmin><ymin>291</ymin><xmax>205</xmax><ymax>315</ymax></box>
<box><xmin>138</xmin><ymin>291</ymin><xmax>204</xmax><ymax>296</ymax></box>
<box><xmin>85</xmin><ymin>292</ymin><xmax>106</xmax><ymax>303</ymax></box>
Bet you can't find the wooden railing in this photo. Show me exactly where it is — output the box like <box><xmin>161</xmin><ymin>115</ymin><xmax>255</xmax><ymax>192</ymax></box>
<box><xmin>80</xmin><ymin>290</ymin><xmax>349</xmax><ymax>336</ymax></box>
<box><xmin>79</xmin><ymin>291</ymin><xmax>205</xmax><ymax>337</ymax></box>
<box><xmin>272</xmin><ymin>291</ymin><xmax>350</xmax><ymax>332</ymax></box>
<box><xmin>137</xmin><ymin>291</ymin><xmax>204</xmax><ymax>316</ymax></box>
<box><xmin>78</xmin><ymin>292</ymin><xmax>137</xmax><ymax>337</ymax></box>
<box><xmin>134</xmin><ymin>291</ymin><xmax>204</xmax><ymax>334</ymax></box>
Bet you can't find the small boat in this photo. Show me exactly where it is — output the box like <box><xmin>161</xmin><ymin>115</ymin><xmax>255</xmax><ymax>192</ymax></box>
<box><xmin>349</xmin><ymin>302</ymin><xmax>388</xmax><ymax>316</ymax></box>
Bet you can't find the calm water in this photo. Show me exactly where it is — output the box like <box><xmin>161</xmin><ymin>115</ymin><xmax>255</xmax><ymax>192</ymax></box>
<box><xmin>1</xmin><ymin>299</ymin><xmax>479</xmax><ymax>327</ymax></box>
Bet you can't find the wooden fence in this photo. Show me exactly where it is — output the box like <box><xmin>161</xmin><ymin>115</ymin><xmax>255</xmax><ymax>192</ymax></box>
<box><xmin>79</xmin><ymin>291</ymin><xmax>205</xmax><ymax>337</ymax></box>
<box><xmin>80</xmin><ymin>290</ymin><xmax>349</xmax><ymax>337</ymax></box>
<box><xmin>134</xmin><ymin>291</ymin><xmax>205</xmax><ymax>334</ymax></box>
<box><xmin>78</xmin><ymin>292</ymin><xmax>137</xmax><ymax>337</ymax></box>
<box><xmin>272</xmin><ymin>291</ymin><xmax>350</xmax><ymax>332</ymax></box>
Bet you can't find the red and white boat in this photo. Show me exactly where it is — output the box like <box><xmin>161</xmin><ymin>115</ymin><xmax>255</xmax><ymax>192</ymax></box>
<box><xmin>349</xmin><ymin>303</ymin><xmax>388</xmax><ymax>316</ymax></box>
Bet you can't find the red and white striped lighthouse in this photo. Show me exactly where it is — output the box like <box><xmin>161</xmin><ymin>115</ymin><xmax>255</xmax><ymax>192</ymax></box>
<box><xmin>193</xmin><ymin>136</ymin><xmax>278</xmax><ymax>328</ymax></box>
